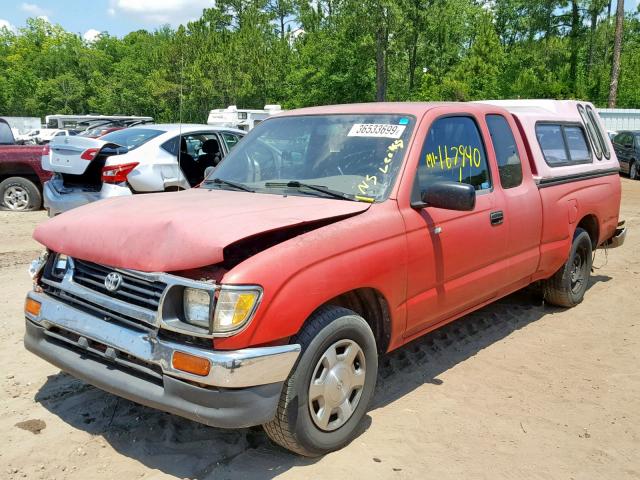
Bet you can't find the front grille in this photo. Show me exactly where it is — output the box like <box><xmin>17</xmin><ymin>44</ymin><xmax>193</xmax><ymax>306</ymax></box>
<box><xmin>72</xmin><ymin>259</ymin><xmax>165</xmax><ymax>311</ymax></box>
<box><xmin>41</xmin><ymin>282</ymin><xmax>155</xmax><ymax>332</ymax></box>
<box><xmin>40</xmin><ymin>255</ymin><xmax>166</xmax><ymax>331</ymax></box>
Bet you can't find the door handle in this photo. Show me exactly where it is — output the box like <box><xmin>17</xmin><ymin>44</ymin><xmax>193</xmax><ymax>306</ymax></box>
<box><xmin>490</xmin><ymin>210</ymin><xmax>504</xmax><ymax>225</ymax></box>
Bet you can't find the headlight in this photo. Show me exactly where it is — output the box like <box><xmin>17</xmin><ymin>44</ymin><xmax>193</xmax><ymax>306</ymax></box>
<box><xmin>183</xmin><ymin>287</ymin><xmax>213</xmax><ymax>328</ymax></box>
<box><xmin>49</xmin><ymin>253</ymin><xmax>69</xmax><ymax>279</ymax></box>
<box><xmin>213</xmin><ymin>287</ymin><xmax>261</xmax><ymax>333</ymax></box>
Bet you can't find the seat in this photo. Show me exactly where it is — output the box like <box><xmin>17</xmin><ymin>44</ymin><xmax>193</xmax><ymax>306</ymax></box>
<box><xmin>198</xmin><ymin>139</ymin><xmax>222</xmax><ymax>171</ymax></box>
<box><xmin>178</xmin><ymin>138</ymin><xmax>204</xmax><ymax>187</ymax></box>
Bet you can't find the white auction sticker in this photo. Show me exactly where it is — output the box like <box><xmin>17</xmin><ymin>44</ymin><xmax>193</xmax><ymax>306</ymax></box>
<box><xmin>347</xmin><ymin>123</ymin><xmax>406</xmax><ymax>139</ymax></box>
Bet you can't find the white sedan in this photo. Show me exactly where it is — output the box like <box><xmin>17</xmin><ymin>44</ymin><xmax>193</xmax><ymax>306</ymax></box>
<box><xmin>42</xmin><ymin>124</ymin><xmax>244</xmax><ymax>216</ymax></box>
<box><xmin>37</xmin><ymin>129</ymin><xmax>77</xmax><ymax>144</ymax></box>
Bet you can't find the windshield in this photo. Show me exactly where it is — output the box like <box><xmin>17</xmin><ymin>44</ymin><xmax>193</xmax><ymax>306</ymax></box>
<box><xmin>206</xmin><ymin>114</ymin><xmax>414</xmax><ymax>201</ymax></box>
<box><xmin>99</xmin><ymin>128</ymin><xmax>163</xmax><ymax>151</ymax></box>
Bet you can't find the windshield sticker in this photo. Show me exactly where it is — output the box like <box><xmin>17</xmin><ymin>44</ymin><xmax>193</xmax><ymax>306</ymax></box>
<box><xmin>357</xmin><ymin>139</ymin><xmax>404</xmax><ymax>195</ymax></box>
<box><xmin>348</xmin><ymin>124</ymin><xmax>406</xmax><ymax>139</ymax></box>
<box><xmin>425</xmin><ymin>144</ymin><xmax>481</xmax><ymax>182</ymax></box>
<box><xmin>399</xmin><ymin>117</ymin><xmax>410</xmax><ymax>125</ymax></box>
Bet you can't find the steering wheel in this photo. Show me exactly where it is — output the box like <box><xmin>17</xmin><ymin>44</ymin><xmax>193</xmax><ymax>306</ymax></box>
<box><xmin>244</xmin><ymin>143</ymin><xmax>277</xmax><ymax>180</ymax></box>
<box><xmin>338</xmin><ymin>149</ymin><xmax>377</xmax><ymax>176</ymax></box>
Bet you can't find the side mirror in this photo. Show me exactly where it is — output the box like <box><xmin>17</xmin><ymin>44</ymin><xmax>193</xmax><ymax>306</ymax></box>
<box><xmin>416</xmin><ymin>181</ymin><xmax>476</xmax><ymax>211</ymax></box>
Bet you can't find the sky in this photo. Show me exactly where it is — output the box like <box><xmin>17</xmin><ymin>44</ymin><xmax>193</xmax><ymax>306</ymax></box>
<box><xmin>0</xmin><ymin>0</ymin><xmax>639</xmax><ymax>40</ymax></box>
<box><xmin>0</xmin><ymin>0</ymin><xmax>216</xmax><ymax>39</ymax></box>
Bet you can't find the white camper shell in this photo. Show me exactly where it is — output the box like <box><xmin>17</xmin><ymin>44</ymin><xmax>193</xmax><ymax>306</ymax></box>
<box><xmin>206</xmin><ymin>105</ymin><xmax>282</xmax><ymax>131</ymax></box>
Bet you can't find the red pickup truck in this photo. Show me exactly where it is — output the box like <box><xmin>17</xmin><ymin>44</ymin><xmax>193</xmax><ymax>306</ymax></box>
<box><xmin>24</xmin><ymin>100</ymin><xmax>625</xmax><ymax>456</ymax></box>
<box><xmin>0</xmin><ymin>118</ymin><xmax>50</xmax><ymax>211</ymax></box>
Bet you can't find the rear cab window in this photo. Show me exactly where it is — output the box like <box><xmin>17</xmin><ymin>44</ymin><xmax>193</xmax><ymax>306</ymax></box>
<box><xmin>536</xmin><ymin>123</ymin><xmax>592</xmax><ymax>167</ymax></box>
<box><xmin>486</xmin><ymin>114</ymin><xmax>523</xmax><ymax>189</ymax></box>
<box><xmin>415</xmin><ymin>116</ymin><xmax>491</xmax><ymax>196</ymax></box>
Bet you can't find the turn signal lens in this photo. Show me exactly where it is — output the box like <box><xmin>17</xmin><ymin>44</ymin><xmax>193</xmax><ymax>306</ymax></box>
<box><xmin>213</xmin><ymin>289</ymin><xmax>261</xmax><ymax>333</ymax></box>
<box><xmin>25</xmin><ymin>298</ymin><xmax>41</xmax><ymax>317</ymax></box>
<box><xmin>172</xmin><ymin>351</ymin><xmax>211</xmax><ymax>376</ymax></box>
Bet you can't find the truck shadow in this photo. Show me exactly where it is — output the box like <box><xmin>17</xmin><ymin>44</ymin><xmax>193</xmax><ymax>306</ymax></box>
<box><xmin>33</xmin><ymin>276</ymin><xmax>611</xmax><ymax>479</ymax></box>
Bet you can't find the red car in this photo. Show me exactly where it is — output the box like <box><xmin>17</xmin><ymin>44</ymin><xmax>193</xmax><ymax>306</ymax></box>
<box><xmin>77</xmin><ymin>125</ymin><xmax>125</xmax><ymax>138</ymax></box>
<box><xmin>25</xmin><ymin>100</ymin><xmax>625</xmax><ymax>455</ymax></box>
<box><xmin>0</xmin><ymin>118</ymin><xmax>51</xmax><ymax>210</ymax></box>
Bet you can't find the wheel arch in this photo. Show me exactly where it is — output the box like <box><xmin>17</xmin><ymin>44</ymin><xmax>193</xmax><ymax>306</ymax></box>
<box><xmin>0</xmin><ymin>163</ymin><xmax>42</xmax><ymax>187</ymax></box>
<box><xmin>309</xmin><ymin>287</ymin><xmax>392</xmax><ymax>355</ymax></box>
<box><xmin>576</xmin><ymin>214</ymin><xmax>599</xmax><ymax>248</ymax></box>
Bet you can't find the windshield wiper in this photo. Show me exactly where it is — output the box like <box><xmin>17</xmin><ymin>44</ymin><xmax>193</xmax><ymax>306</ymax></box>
<box><xmin>265</xmin><ymin>181</ymin><xmax>366</xmax><ymax>202</ymax></box>
<box><xmin>204</xmin><ymin>177</ymin><xmax>254</xmax><ymax>192</ymax></box>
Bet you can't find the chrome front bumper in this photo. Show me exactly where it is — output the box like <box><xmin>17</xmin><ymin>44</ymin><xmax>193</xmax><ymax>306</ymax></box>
<box><xmin>24</xmin><ymin>290</ymin><xmax>300</xmax><ymax>428</ymax></box>
<box><xmin>25</xmin><ymin>290</ymin><xmax>300</xmax><ymax>389</ymax></box>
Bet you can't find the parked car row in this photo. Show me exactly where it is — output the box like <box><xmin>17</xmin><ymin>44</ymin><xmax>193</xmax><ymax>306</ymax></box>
<box><xmin>42</xmin><ymin>124</ymin><xmax>244</xmax><ymax>216</ymax></box>
<box><xmin>0</xmin><ymin>118</ymin><xmax>148</xmax><ymax>211</ymax></box>
<box><xmin>13</xmin><ymin>118</ymin><xmax>153</xmax><ymax>146</ymax></box>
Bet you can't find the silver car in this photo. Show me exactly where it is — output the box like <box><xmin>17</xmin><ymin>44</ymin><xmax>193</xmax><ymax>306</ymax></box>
<box><xmin>42</xmin><ymin>124</ymin><xmax>244</xmax><ymax>216</ymax></box>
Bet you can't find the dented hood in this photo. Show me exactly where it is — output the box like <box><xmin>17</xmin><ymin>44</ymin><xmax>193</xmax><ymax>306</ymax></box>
<box><xmin>34</xmin><ymin>188</ymin><xmax>370</xmax><ymax>272</ymax></box>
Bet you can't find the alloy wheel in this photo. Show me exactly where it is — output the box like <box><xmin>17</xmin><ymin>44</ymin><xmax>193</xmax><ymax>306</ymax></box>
<box><xmin>3</xmin><ymin>185</ymin><xmax>30</xmax><ymax>210</ymax></box>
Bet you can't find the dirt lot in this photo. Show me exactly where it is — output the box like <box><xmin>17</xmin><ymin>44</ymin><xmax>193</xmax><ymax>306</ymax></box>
<box><xmin>1</xmin><ymin>179</ymin><xmax>639</xmax><ymax>480</ymax></box>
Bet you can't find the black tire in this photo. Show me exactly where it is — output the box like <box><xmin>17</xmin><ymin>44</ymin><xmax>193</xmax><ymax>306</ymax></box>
<box><xmin>543</xmin><ymin>227</ymin><xmax>593</xmax><ymax>307</ymax></box>
<box><xmin>263</xmin><ymin>306</ymin><xmax>378</xmax><ymax>456</ymax></box>
<box><xmin>630</xmin><ymin>160</ymin><xmax>638</xmax><ymax>180</ymax></box>
<box><xmin>0</xmin><ymin>176</ymin><xmax>42</xmax><ymax>211</ymax></box>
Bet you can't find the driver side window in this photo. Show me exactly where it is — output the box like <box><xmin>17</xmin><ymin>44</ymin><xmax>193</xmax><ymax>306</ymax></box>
<box><xmin>416</xmin><ymin>116</ymin><xmax>491</xmax><ymax>196</ymax></box>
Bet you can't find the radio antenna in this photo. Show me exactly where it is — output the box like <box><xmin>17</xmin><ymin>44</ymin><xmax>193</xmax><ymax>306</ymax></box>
<box><xmin>177</xmin><ymin>51</ymin><xmax>184</xmax><ymax>169</ymax></box>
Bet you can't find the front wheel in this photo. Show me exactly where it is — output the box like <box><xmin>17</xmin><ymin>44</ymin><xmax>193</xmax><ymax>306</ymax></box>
<box><xmin>543</xmin><ymin>227</ymin><xmax>593</xmax><ymax>307</ymax></box>
<box><xmin>630</xmin><ymin>161</ymin><xmax>638</xmax><ymax>180</ymax></box>
<box><xmin>263</xmin><ymin>306</ymin><xmax>378</xmax><ymax>456</ymax></box>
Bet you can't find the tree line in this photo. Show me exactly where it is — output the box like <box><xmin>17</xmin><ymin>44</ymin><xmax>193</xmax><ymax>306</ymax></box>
<box><xmin>0</xmin><ymin>0</ymin><xmax>638</xmax><ymax>124</ymax></box>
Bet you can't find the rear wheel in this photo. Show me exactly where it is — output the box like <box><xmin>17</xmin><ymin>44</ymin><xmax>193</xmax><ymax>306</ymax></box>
<box><xmin>630</xmin><ymin>161</ymin><xmax>638</xmax><ymax>180</ymax></box>
<box><xmin>0</xmin><ymin>177</ymin><xmax>42</xmax><ymax>211</ymax></box>
<box><xmin>263</xmin><ymin>306</ymin><xmax>378</xmax><ymax>456</ymax></box>
<box><xmin>543</xmin><ymin>228</ymin><xmax>592</xmax><ymax>307</ymax></box>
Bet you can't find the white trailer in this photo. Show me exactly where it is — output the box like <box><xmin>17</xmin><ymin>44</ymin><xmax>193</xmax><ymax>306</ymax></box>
<box><xmin>207</xmin><ymin>105</ymin><xmax>282</xmax><ymax>131</ymax></box>
<box><xmin>45</xmin><ymin>115</ymin><xmax>154</xmax><ymax>130</ymax></box>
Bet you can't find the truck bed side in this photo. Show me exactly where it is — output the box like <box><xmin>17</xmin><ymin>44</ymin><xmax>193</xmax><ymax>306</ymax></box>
<box><xmin>505</xmin><ymin>101</ymin><xmax>622</xmax><ymax>280</ymax></box>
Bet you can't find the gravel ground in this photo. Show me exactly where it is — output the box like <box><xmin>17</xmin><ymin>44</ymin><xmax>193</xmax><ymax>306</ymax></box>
<box><xmin>0</xmin><ymin>178</ymin><xmax>638</xmax><ymax>480</ymax></box>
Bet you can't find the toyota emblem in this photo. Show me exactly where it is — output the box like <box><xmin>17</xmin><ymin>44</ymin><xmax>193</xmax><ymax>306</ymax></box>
<box><xmin>104</xmin><ymin>272</ymin><xmax>123</xmax><ymax>292</ymax></box>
